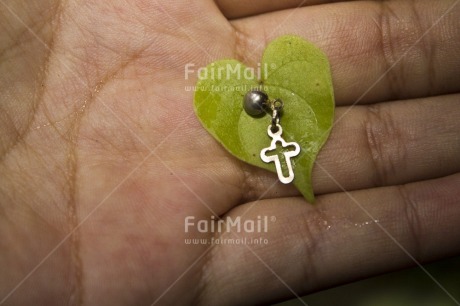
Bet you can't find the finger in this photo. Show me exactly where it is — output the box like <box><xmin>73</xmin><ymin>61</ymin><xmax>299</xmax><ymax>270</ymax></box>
<box><xmin>236</xmin><ymin>93</ymin><xmax>460</xmax><ymax>200</ymax></box>
<box><xmin>215</xmin><ymin>0</ymin><xmax>340</xmax><ymax>20</ymax></box>
<box><xmin>312</xmin><ymin>93</ymin><xmax>460</xmax><ymax>194</ymax></box>
<box><xmin>202</xmin><ymin>172</ymin><xmax>460</xmax><ymax>305</ymax></box>
<box><xmin>231</xmin><ymin>0</ymin><xmax>460</xmax><ymax>105</ymax></box>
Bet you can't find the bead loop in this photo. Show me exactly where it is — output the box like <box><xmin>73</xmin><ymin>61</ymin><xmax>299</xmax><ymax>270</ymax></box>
<box><xmin>269</xmin><ymin>99</ymin><xmax>283</xmax><ymax>133</ymax></box>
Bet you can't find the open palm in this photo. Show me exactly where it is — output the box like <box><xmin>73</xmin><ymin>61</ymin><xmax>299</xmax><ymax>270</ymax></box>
<box><xmin>1</xmin><ymin>0</ymin><xmax>459</xmax><ymax>305</ymax></box>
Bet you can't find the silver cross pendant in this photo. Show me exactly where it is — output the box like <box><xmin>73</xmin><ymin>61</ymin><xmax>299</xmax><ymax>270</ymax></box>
<box><xmin>260</xmin><ymin>124</ymin><xmax>300</xmax><ymax>184</ymax></box>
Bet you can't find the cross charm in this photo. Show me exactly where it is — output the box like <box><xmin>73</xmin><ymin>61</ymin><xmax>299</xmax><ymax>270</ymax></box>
<box><xmin>260</xmin><ymin>124</ymin><xmax>300</xmax><ymax>184</ymax></box>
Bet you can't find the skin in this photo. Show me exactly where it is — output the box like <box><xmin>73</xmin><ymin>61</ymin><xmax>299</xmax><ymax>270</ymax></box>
<box><xmin>0</xmin><ymin>0</ymin><xmax>459</xmax><ymax>305</ymax></box>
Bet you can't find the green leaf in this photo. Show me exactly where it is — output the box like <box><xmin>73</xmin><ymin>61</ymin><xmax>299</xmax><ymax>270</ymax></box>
<box><xmin>194</xmin><ymin>35</ymin><xmax>334</xmax><ymax>203</ymax></box>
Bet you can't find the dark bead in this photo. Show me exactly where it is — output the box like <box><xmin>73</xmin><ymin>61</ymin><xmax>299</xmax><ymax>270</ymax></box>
<box><xmin>243</xmin><ymin>90</ymin><xmax>268</xmax><ymax>116</ymax></box>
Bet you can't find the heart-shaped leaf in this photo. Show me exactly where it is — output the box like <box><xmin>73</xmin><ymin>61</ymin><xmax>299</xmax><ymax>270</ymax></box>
<box><xmin>194</xmin><ymin>35</ymin><xmax>334</xmax><ymax>203</ymax></box>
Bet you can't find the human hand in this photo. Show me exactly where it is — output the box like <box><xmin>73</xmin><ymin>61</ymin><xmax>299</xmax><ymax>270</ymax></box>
<box><xmin>0</xmin><ymin>0</ymin><xmax>459</xmax><ymax>305</ymax></box>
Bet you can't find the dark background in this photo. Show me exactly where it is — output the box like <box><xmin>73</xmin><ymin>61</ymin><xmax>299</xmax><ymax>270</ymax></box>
<box><xmin>276</xmin><ymin>256</ymin><xmax>460</xmax><ymax>306</ymax></box>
